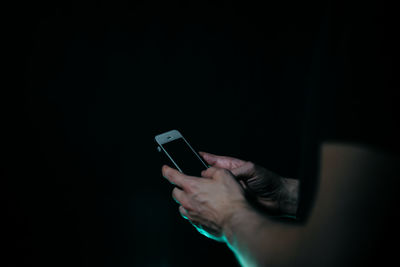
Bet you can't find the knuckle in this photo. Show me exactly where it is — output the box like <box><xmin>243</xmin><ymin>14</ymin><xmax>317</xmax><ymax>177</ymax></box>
<box><xmin>215</xmin><ymin>168</ymin><xmax>225</xmax><ymax>175</ymax></box>
<box><xmin>172</xmin><ymin>187</ymin><xmax>178</xmax><ymax>197</ymax></box>
<box><xmin>171</xmin><ymin>188</ymin><xmax>179</xmax><ymax>201</ymax></box>
<box><xmin>223</xmin><ymin>168</ymin><xmax>232</xmax><ymax>175</ymax></box>
<box><xmin>180</xmin><ymin>197</ymin><xmax>193</xmax><ymax>211</ymax></box>
<box><xmin>207</xmin><ymin>167</ymin><xmax>216</xmax><ymax>174</ymax></box>
<box><xmin>246</xmin><ymin>161</ymin><xmax>256</xmax><ymax>169</ymax></box>
<box><xmin>179</xmin><ymin>205</ymin><xmax>187</xmax><ymax>214</ymax></box>
<box><xmin>179</xmin><ymin>206</ymin><xmax>189</xmax><ymax>220</ymax></box>
<box><xmin>183</xmin><ymin>202</ymin><xmax>193</xmax><ymax>211</ymax></box>
<box><xmin>185</xmin><ymin>180</ymin><xmax>197</xmax><ymax>193</ymax></box>
<box><xmin>245</xmin><ymin>161</ymin><xmax>257</xmax><ymax>172</ymax></box>
<box><xmin>202</xmin><ymin>169</ymin><xmax>210</xmax><ymax>177</ymax></box>
<box><xmin>219</xmin><ymin>168</ymin><xmax>231</xmax><ymax>176</ymax></box>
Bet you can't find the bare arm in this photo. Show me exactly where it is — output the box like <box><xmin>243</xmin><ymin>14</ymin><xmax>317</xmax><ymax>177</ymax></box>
<box><xmin>222</xmin><ymin>143</ymin><xmax>399</xmax><ymax>266</ymax></box>
<box><xmin>222</xmin><ymin>205</ymin><xmax>301</xmax><ymax>267</ymax></box>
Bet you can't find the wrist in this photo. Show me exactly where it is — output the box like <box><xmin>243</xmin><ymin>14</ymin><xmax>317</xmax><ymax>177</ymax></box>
<box><xmin>221</xmin><ymin>201</ymin><xmax>253</xmax><ymax>245</ymax></box>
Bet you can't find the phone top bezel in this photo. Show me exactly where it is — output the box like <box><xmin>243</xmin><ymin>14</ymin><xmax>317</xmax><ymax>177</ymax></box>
<box><xmin>155</xmin><ymin>129</ymin><xmax>183</xmax><ymax>145</ymax></box>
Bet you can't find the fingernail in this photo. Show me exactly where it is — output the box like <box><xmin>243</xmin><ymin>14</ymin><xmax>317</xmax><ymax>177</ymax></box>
<box><xmin>161</xmin><ymin>165</ymin><xmax>167</xmax><ymax>178</ymax></box>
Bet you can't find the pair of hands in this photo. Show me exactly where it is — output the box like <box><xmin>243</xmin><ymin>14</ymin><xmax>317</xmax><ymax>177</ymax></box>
<box><xmin>161</xmin><ymin>152</ymin><xmax>298</xmax><ymax>242</ymax></box>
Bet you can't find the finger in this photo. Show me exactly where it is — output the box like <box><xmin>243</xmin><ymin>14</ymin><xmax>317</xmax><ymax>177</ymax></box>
<box><xmin>201</xmin><ymin>166</ymin><xmax>220</xmax><ymax>178</ymax></box>
<box><xmin>179</xmin><ymin>205</ymin><xmax>190</xmax><ymax>220</ymax></box>
<box><xmin>172</xmin><ymin>187</ymin><xmax>190</xmax><ymax>208</ymax></box>
<box><xmin>199</xmin><ymin>151</ymin><xmax>246</xmax><ymax>170</ymax></box>
<box><xmin>162</xmin><ymin>165</ymin><xmax>193</xmax><ymax>189</ymax></box>
<box><xmin>230</xmin><ymin>161</ymin><xmax>256</xmax><ymax>180</ymax></box>
<box><xmin>239</xmin><ymin>180</ymin><xmax>248</xmax><ymax>190</ymax></box>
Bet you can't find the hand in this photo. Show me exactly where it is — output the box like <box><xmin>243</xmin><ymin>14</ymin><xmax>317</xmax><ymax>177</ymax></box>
<box><xmin>199</xmin><ymin>152</ymin><xmax>299</xmax><ymax>216</ymax></box>
<box><xmin>161</xmin><ymin>165</ymin><xmax>249</xmax><ymax>242</ymax></box>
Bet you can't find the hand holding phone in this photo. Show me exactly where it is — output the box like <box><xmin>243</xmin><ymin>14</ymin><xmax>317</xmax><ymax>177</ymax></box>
<box><xmin>155</xmin><ymin>130</ymin><xmax>208</xmax><ymax>177</ymax></box>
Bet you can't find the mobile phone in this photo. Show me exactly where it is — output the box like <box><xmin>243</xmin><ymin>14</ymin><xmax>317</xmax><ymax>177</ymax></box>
<box><xmin>155</xmin><ymin>130</ymin><xmax>208</xmax><ymax>176</ymax></box>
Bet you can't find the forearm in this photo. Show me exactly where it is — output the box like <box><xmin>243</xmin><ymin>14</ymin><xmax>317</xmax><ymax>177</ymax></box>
<box><xmin>221</xmin><ymin>143</ymin><xmax>398</xmax><ymax>267</ymax></box>
<box><xmin>223</xmin><ymin>205</ymin><xmax>300</xmax><ymax>267</ymax></box>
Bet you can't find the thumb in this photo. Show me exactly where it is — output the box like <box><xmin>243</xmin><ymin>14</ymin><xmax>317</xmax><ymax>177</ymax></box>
<box><xmin>199</xmin><ymin>151</ymin><xmax>218</xmax><ymax>166</ymax></box>
<box><xmin>199</xmin><ymin>151</ymin><xmax>246</xmax><ymax>170</ymax></box>
<box><xmin>201</xmin><ymin>166</ymin><xmax>219</xmax><ymax>178</ymax></box>
<box><xmin>230</xmin><ymin>162</ymin><xmax>256</xmax><ymax>181</ymax></box>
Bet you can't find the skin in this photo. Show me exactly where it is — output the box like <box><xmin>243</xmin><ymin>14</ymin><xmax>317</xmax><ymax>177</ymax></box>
<box><xmin>199</xmin><ymin>152</ymin><xmax>299</xmax><ymax>216</ymax></box>
<box><xmin>161</xmin><ymin>143</ymin><xmax>399</xmax><ymax>266</ymax></box>
<box><xmin>163</xmin><ymin>166</ymin><xmax>247</xmax><ymax>242</ymax></box>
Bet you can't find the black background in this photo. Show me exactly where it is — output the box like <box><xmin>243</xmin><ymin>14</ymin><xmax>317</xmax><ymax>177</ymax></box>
<box><xmin>2</xmin><ymin>1</ymin><xmax>398</xmax><ymax>266</ymax></box>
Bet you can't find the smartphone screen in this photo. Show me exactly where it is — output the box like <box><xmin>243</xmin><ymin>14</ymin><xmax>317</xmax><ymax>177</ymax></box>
<box><xmin>162</xmin><ymin>138</ymin><xmax>208</xmax><ymax>177</ymax></box>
